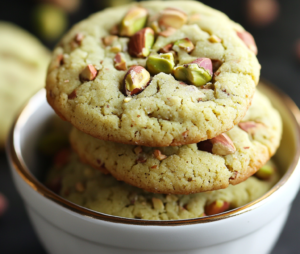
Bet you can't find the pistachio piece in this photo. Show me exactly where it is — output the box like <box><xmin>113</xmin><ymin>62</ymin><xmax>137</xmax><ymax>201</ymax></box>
<box><xmin>158</xmin><ymin>27</ymin><xmax>177</xmax><ymax>37</ymax></box>
<box><xmin>238</xmin><ymin>121</ymin><xmax>265</xmax><ymax>135</ymax></box>
<box><xmin>123</xmin><ymin>66</ymin><xmax>150</xmax><ymax>96</ymax></box>
<box><xmin>197</xmin><ymin>133</ymin><xmax>236</xmax><ymax>156</ymax></box>
<box><xmin>236</xmin><ymin>31</ymin><xmax>258</xmax><ymax>55</ymax></box>
<box><xmin>74</xmin><ymin>33</ymin><xmax>84</xmax><ymax>45</ymax></box>
<box><xmin>208</xmin><ymin>35</ymin><xmax>221</xmax><ymax>43</ymax></box>
<box><xmin>173</xmin><ymin>58</ymin><xmax>213</xmax><ymax>86</ymax></box>
<box><xmin>152</xmin><ymin>197</ymin><xmax>164</xmax><ymax>211</ymax></box>
<box><xmin>110</xmin><ymin>45</ymin><xmax>122</xmax><ymax>53</ymax></box>
<box><xmin>119</xmin><ymin>7</ymin><xmax>148</xmax><ymax>37</ymax></box>
<box><xmin>146</xmin><ymin>52</ymin><xmax>175</xmax><ymax>75</ymax></box>
<box><xmin>134</xmin><ymin>146</ymin><xmax>143</xmax><ymax>155</ymax></box>
<box><xmin>123</xmin><ymin>97</ymin><xmax>132</xmax><ymax>103</ymax></box>
<box><xmin>212</xmin><ymin>59</ymin><xmax>223</xmax><ymax>72</ymax></box>
<box><xmin>153</xmin><ymin>149</ymin><xmax>167</xmax><ymax>160</ymax></box>
<box><xmin>205</xmin><ymin>200</ymin><xmax>230</xmax><ymax>216</ymax></box>
<box><xmin>255</xmin><ymin>164</ymin><xmax>275</xmax><ymax>180</ymax></box>
<box><xmin>110</xmin><ymin>24</ymin><xmax>119</xmax><ymax>35</ymax></box>
<box><xmin>210</xmin><ymin>133</ymin><xmax>236</xmax><ymax>156</ymax></box>
<box><xmin>114</xmin><ymin>53</ymin><xmax>127</xmax><ymax>71</ymax></box>
<box><xmin>49</xmin><ymin>54</ymin><xmax>64</xmax><ymax>71</ymax></box>
<box><xmin>173</xmin><ymin>38</ymin><xmax>194</xmax><ymax>53</ymax></box>
<box><xmin>159</xmin><ymin>43</ymin><xmax>173</xmax><ymax>53</ymax></box>
<box><xmin>79</xmin><ymin>64</ymin><xmax>98</xmax><ymax>82</ymax></box>
<box><xmin>159</xmin><ymin>7</ymin><xmax>187</xmax><ymax>29</ymax></box>
<box><xmin>68</xmin><ymin>89</ymin><xmax>77</xmax><ymax>99</ymax></box>
<box><xmin>128</xmin><ymin>27</ymin><xmax>155</xmax><ymax>58</ymax></box>
<box><xmin>102</xmin><ymin>35</ymin><xmax>118</xmax><ymax>46</ymax></box>
<box><xmin>150</xmin><ymin>20</ymin><xmax>161</xmax><ymax>34</ymax></box>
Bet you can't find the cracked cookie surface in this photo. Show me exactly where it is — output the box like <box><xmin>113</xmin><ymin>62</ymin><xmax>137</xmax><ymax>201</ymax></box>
<box><xmin>46</xmin><ymin>1</ymin><xmax>260</xmax><ymax>147</ymax></box>
<box><xmin>70</xmin><ymin>89</ymin><xmax>282</xmax><ymax>194</ymax></box>
<box><xmin>46</xmin><ymin>153</ymin><xmax>279</xmax><ymax>220</ymax></box>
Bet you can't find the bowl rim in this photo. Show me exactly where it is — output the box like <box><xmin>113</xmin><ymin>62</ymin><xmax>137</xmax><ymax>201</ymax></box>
<box><xmin>7</xmin><ymin>80</ymin><xmax>300</xmax><ymax>226</ymax></box>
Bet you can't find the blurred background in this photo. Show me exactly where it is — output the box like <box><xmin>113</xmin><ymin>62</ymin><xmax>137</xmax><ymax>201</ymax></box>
<box><xmin>0</xmin><ymin>0</ymin><xmax>300</xmax><ymax>253</ymax></box>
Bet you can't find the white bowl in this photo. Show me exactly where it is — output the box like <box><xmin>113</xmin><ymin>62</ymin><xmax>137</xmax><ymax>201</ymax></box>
<box><xmin>7</xmin><ymin>81</ymin><xmax>300</xmax><ymax>254</ymax></box>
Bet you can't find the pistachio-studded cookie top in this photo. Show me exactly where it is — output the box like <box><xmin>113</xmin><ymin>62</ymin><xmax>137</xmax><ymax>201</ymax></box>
<box><xmin>46</xmin><ymin>1</ymin><xmax>260</xmax><ymax>147</ymax></box>
<box><xmin>70</xmin><ymin>89</ymin><xmax>282</xmax><ymax>194</ymax></box>
<box><xmin>46</xmin><ymin>152</ymin><xmax>278</xmax><ymax>220</ymax></box>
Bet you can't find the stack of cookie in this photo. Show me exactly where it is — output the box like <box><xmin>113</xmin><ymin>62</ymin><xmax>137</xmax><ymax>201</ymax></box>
<box><xmin>45</xmin><ymin>1</ymin><xmax>282</xmax><ymax>220</ymax></box>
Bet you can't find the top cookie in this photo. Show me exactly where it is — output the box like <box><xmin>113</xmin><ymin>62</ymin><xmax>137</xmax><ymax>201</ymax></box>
<box><xmin>0</xmin><ymin>22</ymin><xmax>50</xmax><ymax>148</ymax></box>
<box><xmin>46</xmin><ymin>1</ymin><xmax>260</xmax><ymax>147</ymax></box>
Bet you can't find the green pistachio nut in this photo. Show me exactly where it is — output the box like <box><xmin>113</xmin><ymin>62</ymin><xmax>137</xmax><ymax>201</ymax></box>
<box><xmin>255</xmin><ymin>164</ymin><xmax>274</xmax><ymax>180</ymax></box>
<box><xmin>128</xmin><ymin>27</ymin><xmax>154</xmax><ymax>58</ymax></box>
<box><xmin>124</xmin><ymin>66</ymin><xmax>151</xmax><ymax>96</ymax></box>
<box><xmin>146</xmin><ymin>53</ymin><xmax>175</xmax><ymax>75</ymax></box>
<box><xmin>158</xmin><ymin>7</ymin><xmax>187</xmax><ymax>29</ymax></box>
<box><xmin>173</xmin><ymin>38</ymin><xmax>194</xmax><ymax>53</ymax></box>
<box><xmin>173</xmin><ymin>58</ymin><xmax>213</xmax><ymax>86</ymax></box>
<box><xmin>119</xmin><ymin>7</ymin><xmax>148</xmax><ymax>37</ymax></box>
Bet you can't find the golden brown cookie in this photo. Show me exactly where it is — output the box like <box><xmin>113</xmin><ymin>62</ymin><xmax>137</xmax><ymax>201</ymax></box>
<box><xmin>70</xmin><ymin>89</ymin><xmax>282</xmax><ymax>194</ymax></box>
<box><xmin>46</xmin><ymin>1</ymin><xmax>260</xmax><ymax>147</ymax></box>
<box><xmin>46</xmin><ymin>152</ymin><xmax>279</xmax><ymax>220</ymax></box>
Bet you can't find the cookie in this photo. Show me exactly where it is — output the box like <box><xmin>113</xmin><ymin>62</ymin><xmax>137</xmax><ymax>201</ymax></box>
<box><xmin>70</xmin><ymin>89</ymin><xmax>282</xmax><ymax>194</ymax></box>
<box><xmin>0</xmin><ymin>22</ymin><xmax>50</xmax><ymax>147</ymax></box>
<box><xmin>46</xmin><ymin>152</ymin><xmax>279</xmax><ymax>220</ymax></box>
<box><xmin>46</xmin><ymin>1</ymin><xmax>260</xmax><ymax>147</ymax></box>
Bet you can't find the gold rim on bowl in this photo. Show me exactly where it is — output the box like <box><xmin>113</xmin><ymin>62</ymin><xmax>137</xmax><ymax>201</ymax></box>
<box><xmin>7</xmin><ymin>80</ymin><xmax>300</xmax><ymax>226</ymax></box>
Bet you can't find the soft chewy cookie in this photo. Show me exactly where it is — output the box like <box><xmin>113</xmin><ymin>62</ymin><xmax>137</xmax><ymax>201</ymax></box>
<box><xmin>46</xmin><ymin>152</ymin><xmax>279</xmax><ymax>220</ymax></box>
<box><xmin>0</xmin><ymin>22</ymin><xmax>50</xmax><ymax>147</ymax></box>
<box><xmin>46</xmin><ymin>1</ymin><xmax>260</xmax><ymax>147</ymax></box>
<box><xmin>70</xmin><ymin>89</ymin><xmax>282</xmax><ymax>194</ymax></box>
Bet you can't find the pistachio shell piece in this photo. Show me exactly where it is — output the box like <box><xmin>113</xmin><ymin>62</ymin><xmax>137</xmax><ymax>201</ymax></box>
<box><xmin>123</xmin><ymin>66</ymin><xmax>151</xmax><ymax>96</ymax></box>
<box><xmin>159</xmin><ymin>7</ymin><xmax>187</xmax><ymax>29</ymax></box>
<box><xmin>102</xmin><ymin>35</ymin><xmax>118</xmax><ymax>46</ymax></box>
<box><xmin>146</xmin><ymin>52</ymin><xmax>175</xmax><ymax>75</ymax></box>
<box><xmin>173</xmin><ymin>58</ymin><xmax>213</xmax><ymax>86</ymax></box>
<box><xmin>255</xmin><ymin>164</ymin><xmax>275</xmax><ymax>180</ymax></box>
<box><xmin>119</xmin><ymin>7</ymin><xmax>148</xmax><ymax>37</ymax></box>
<box><xmin>128</xmin><ymin>27</ymin><xmax>154</xmax><ymax>58</ymax></box>
<box><xmin>173</xmin><ymin>38</ymin><xmax>194</xmax><ymax>53</ymax></box>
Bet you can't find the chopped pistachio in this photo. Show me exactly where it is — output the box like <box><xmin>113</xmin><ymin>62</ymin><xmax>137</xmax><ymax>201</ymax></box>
<box><xmin>173</xmin><ymin>58</ymin><xmax>213</xmax><ymax>86</ymax></box>
<box><xmin>119</xmin><ymin>7</ymin><xmax>148</xmax><ymax>37</ymax></box>
<box><xmin>146</xmin><ymin>52</ymin><xmax>175</xmax><ymax>75</ymax></box>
